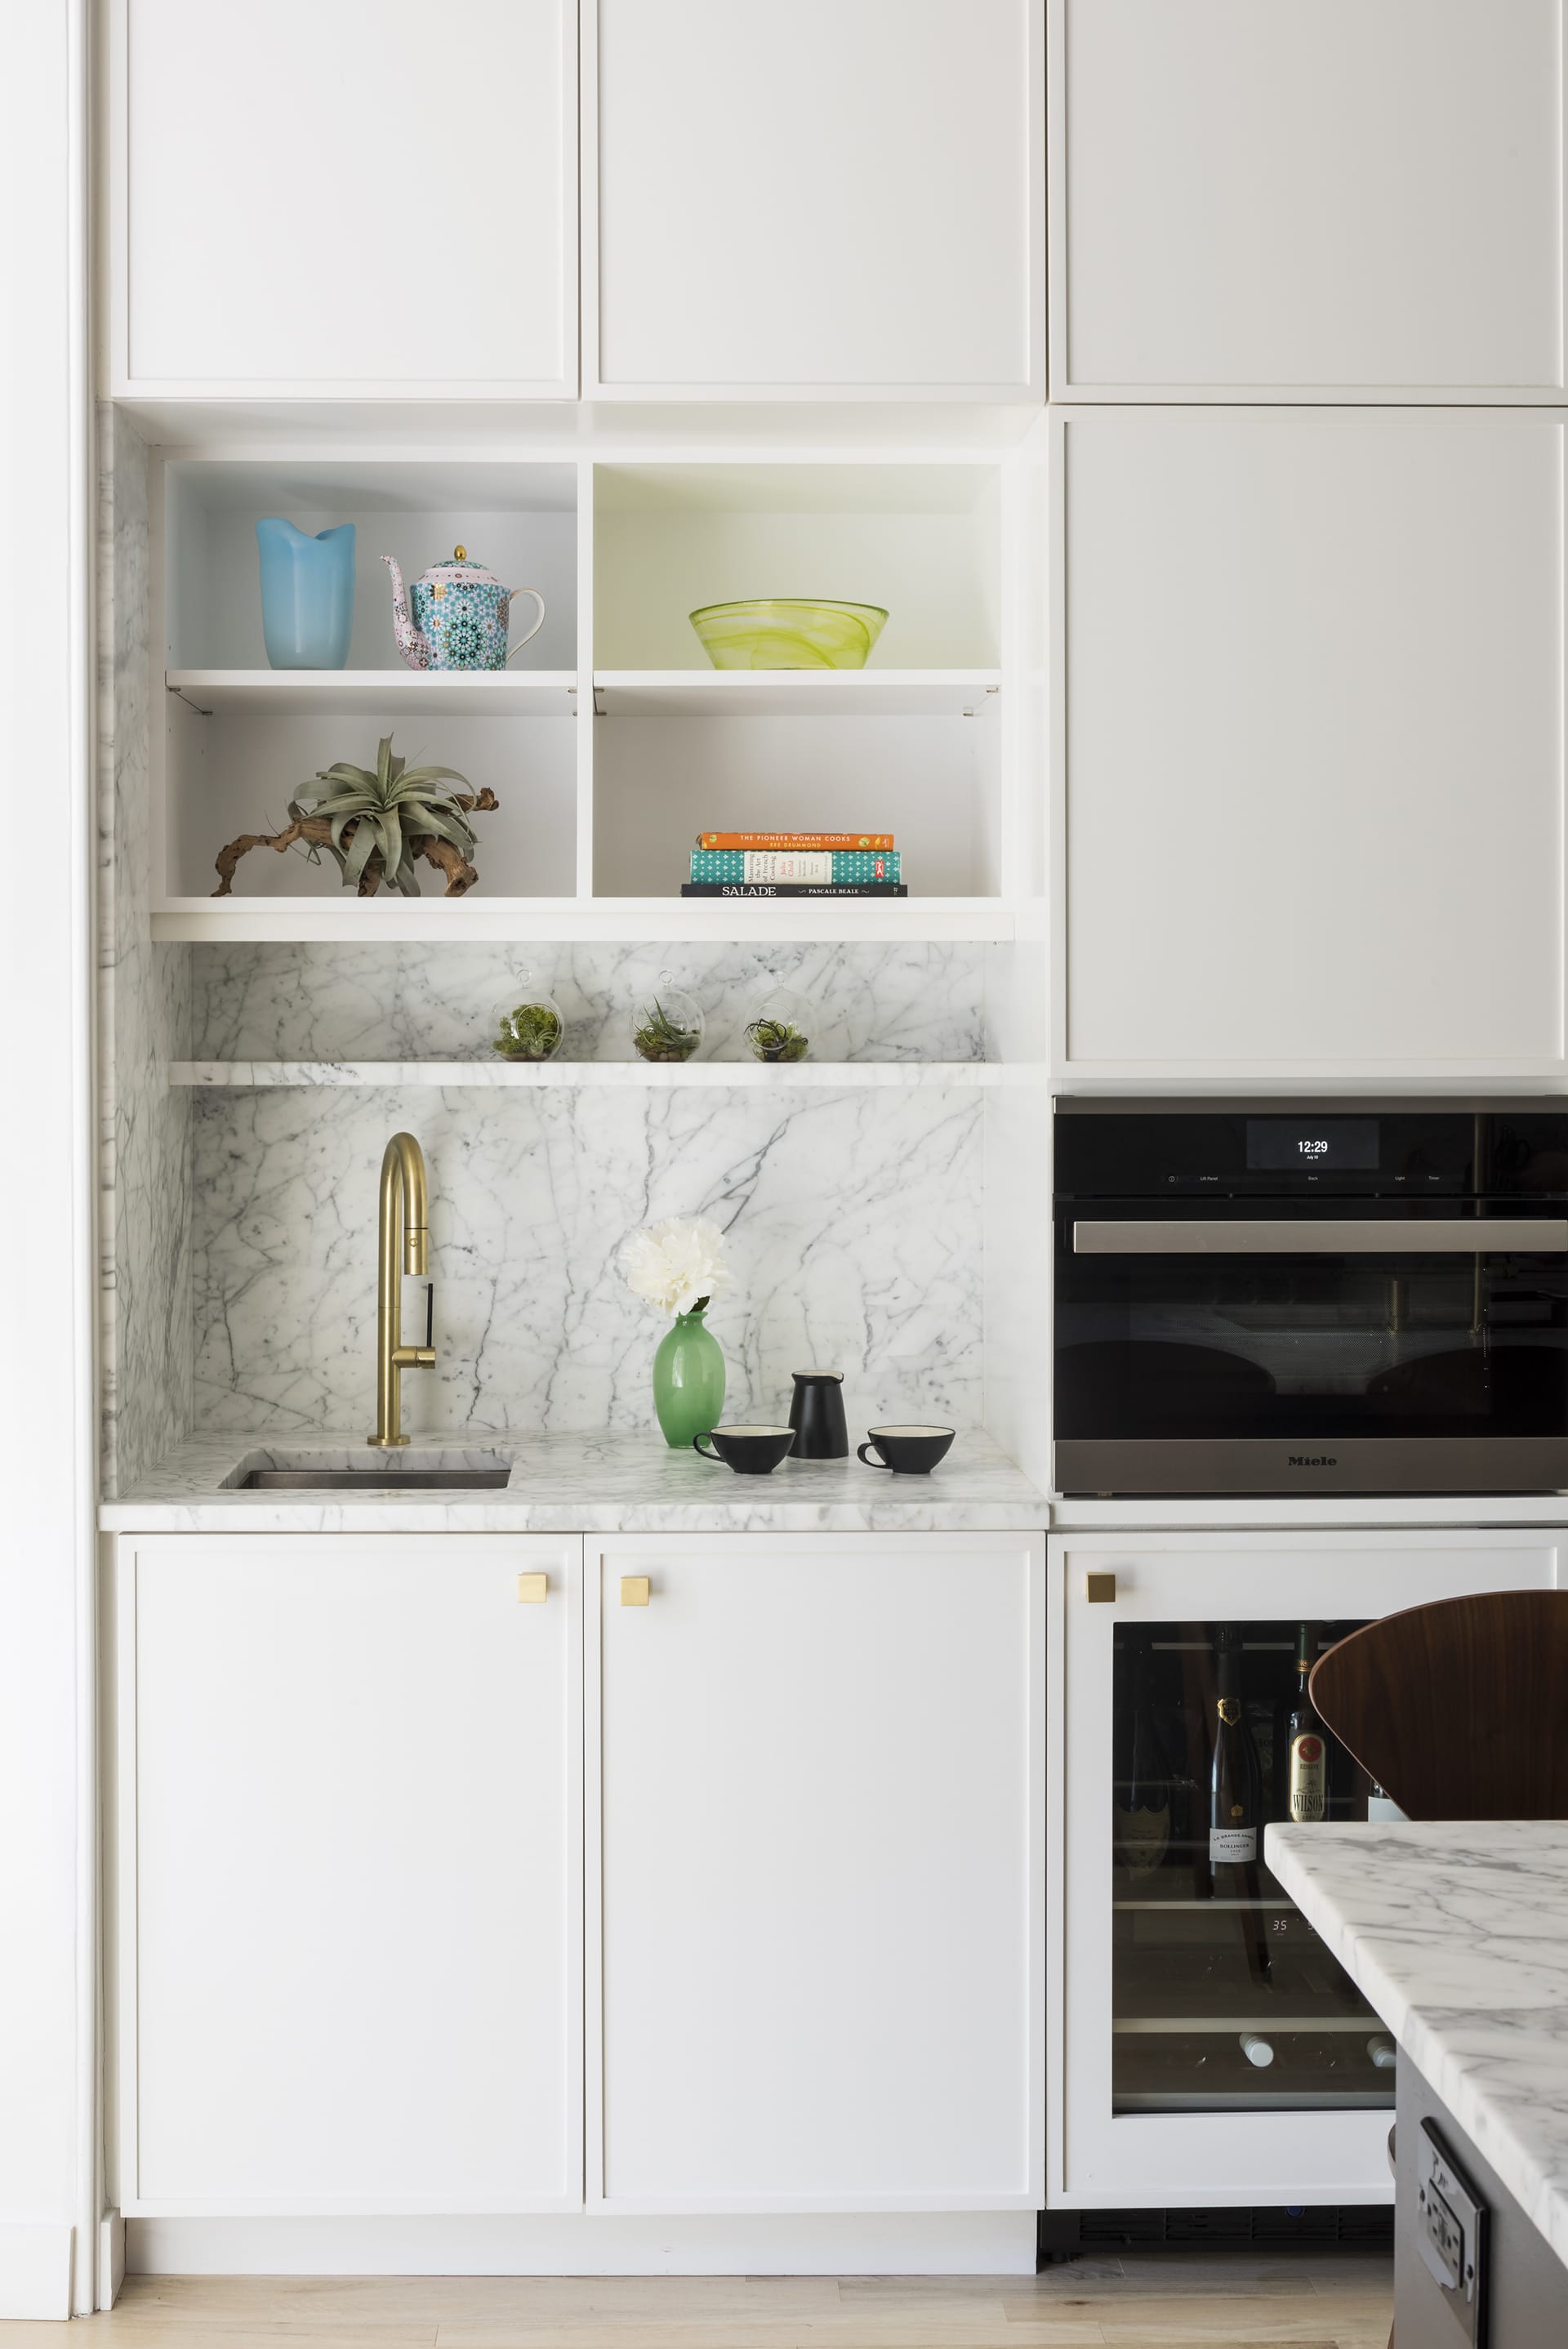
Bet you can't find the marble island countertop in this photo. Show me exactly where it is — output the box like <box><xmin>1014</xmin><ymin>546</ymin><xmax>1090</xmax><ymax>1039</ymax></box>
<box><xmin>100</xmin><ymin>1428</ymin><xmax>1048</xmax><ymax>1534</ymax></box>
<box><xmin>1267</xmin><ymin>1821</ymin><xmax>1568</xmax><ymax>2268</ymax></box>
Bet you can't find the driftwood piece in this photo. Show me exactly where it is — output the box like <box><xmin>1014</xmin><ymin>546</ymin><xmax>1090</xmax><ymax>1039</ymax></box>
<box><xmin>212</xmin><ymin>789</ymin><xmax>501</xmax><ymax>899</ymax></box>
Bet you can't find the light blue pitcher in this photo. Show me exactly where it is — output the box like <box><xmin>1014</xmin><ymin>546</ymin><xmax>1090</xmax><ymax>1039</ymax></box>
<box><xmin>256</xmin><ymin>519</ymin><xmax>356</xmax><ymax>669</ymax></box>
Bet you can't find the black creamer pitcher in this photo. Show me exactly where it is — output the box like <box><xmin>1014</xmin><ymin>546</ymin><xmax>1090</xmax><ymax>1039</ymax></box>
<box><xmin>787</xmin><ymin>1371</ymin><xmax>849</xmax><ymax>1460</ymax></box>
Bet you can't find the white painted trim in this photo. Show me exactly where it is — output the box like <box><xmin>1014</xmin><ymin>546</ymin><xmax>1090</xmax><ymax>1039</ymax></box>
<box><xmin>114</xmin><ymin>1549</ymin><xmax>140</xmax><ymax>2218</ymax></box>
<box><xmin>99</xmin><ymin>2209</ymin><xmax>125</xmax><ymax>2308</ymax></box>
<box><xmin>125</xmin><ymin>2209</ymin><xmax>1038</xmax><ymax>2276</ymax></box>
<box><xmin>164</xmin><ymin>1062</ymin><xmax>1004</xmax><ymax>1090</ymax></box>
<box><xmin>0</xmin><ymin>2225</ymin><xmax>75</xmax><ymax>2324</ymax></box>
<box><xmin>149</xmin><ymin>901</ymin><xmax>1019</xmax><ymax>945</ymax></box>
<box><xmin>576</xmin><ymin>455</ymin><xmax>596</xmax><ymax>896</ymax></box>
<box><xmin>582</xmin><ymin>1545</ymin><xmax>606</xmax><ymax>2209</ymax></box>
<box><xmin>1044</xmin><ymin>1543</ymin><xmax>1067</xmax><ymax>2210</ymax></box>
<box><xmin>1046</xmin><ymin>0</ymin><xmax>1568</xmax><ymax>404</ymax></box>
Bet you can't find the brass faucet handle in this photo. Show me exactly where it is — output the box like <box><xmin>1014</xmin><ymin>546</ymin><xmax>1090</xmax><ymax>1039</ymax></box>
<box><xmin>392</xmin><ymin>1344</ymin><xmax>437</xmax><ymax>1370</ymax></box>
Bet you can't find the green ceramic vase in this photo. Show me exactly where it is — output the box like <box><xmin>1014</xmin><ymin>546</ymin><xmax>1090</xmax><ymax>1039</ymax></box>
<box><xmin>651</xmin><ymin>1304</ymin><xmax>726</xmax><ymax>1448</ymax></box>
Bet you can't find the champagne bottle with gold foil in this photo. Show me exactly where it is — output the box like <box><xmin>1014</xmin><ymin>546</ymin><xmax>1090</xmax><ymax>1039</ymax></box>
<box><xmin>1286</xmin><ymin>1620</ymin><xmax>1329</xmax><ymax>1824</ymax></box>
<box><xmin>1208</xmin><ymin>1625</ymin><xmax>1263</xmax><ymax>1898</ymax></box>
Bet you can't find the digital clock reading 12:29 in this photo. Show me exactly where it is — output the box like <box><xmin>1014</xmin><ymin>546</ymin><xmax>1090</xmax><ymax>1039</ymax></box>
<box><xmin>1245</xmin><ymin>1118</ymin><xmax>1379</xmax><ymax>1172</ymax></box>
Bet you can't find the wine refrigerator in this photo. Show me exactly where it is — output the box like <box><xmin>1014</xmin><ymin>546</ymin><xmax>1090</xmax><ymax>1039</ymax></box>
<box><xmin>1109</xmin><ymin>1616</ymin><xmax>1389</xmax><ymax>2117</ymax></box>
<box><xmin>1049</xmin><ymin>1530</ymin><xmax>1568</xmax><ymax>2208</ymax></box>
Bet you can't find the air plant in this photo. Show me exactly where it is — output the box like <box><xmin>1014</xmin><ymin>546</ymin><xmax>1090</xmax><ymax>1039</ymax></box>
<box><xmin>291</xmin><ymin>734</ymin><xmax>476</xmax><ymax>898</ymax></box>
<box><xmin>746</xmin><ymin>1015</ymin><xmax>810</xmax><ymax>1063</ymax></box>
<box><xmin>632</xmin><ymin>994</ymin><xmax>703</xmax><ymax>1063</ymax></box>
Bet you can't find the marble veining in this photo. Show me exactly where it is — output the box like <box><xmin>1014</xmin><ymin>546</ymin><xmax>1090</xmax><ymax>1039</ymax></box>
<box><xmin>98</xmin><ymin>408</ymin><xmax>192</xmax><ymax>1493</ymax></box>
<box><xmin>100</xmin><ymin>1428</ymin><xmax>1047</xmax><ymax>1534</ymax></box>
<box><xmin>191</xmin><ymin>1081</ymin><xmax>983</xmax><ymax>1437</ymax></box>
<box><xmin>1267</xmin><ymin>1821</ymin><xmax>1568</xmax><ymax>2267</ymax></box>
<box><xmin>188</xmin><ymin>941</ymin><xmax>985</xmax><ymax>1063</ymax></box>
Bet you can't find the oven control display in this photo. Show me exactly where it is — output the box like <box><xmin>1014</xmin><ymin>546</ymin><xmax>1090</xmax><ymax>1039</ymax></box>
<box><xmin>1246</xmin><ymin>1118</ymin><xmax>1379</xmax><ymax>1171</ymax></box>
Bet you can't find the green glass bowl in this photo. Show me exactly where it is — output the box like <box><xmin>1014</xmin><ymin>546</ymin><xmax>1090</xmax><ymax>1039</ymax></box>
<box><xmin>688</xmin><ymin>599</ymin><xmax>889</xmax><ymax>670</ymax></box>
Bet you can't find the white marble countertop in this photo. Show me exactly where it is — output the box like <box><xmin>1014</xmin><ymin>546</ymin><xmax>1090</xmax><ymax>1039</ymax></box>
<box><xmin>1267</xmin><ymin>1821</ymin><xmax>1568</xmax><ymax>2268</ymax></box>
<box><xmin>100</xmin><ymin>1428</ymin><xmax>1048</xmax><ymax>1534</ymax></box>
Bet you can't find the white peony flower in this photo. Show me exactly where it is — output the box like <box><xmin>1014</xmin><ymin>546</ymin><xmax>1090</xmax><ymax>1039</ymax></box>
<box><xmin>620</xmin><ymin>1215</ymin><xmax>733</xmax><ymax>1317</ymax></box>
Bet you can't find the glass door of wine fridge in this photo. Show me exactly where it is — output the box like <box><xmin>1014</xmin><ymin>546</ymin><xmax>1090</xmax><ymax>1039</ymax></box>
<box><xmin>1048</xmin><ymin>1529</ymin><xmax>1567</xmax><ymax>2209</ymax></box>
<box><xmin>1111</xmin><ymin>1616</ymin><xmax>1389</xmax><ymax>2117</ymax></box>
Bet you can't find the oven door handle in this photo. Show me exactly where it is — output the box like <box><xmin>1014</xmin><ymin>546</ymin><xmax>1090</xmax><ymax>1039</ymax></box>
<box><xmin>1071</xmin><ymin>1218</ymin><xmax>1568</xmax><ymax>1255</ymax></box>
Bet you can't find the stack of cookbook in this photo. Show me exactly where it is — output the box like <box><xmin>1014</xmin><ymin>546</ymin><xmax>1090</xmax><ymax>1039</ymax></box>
<box><xmin>681</xmin><ymin>831</ymin><xmax>906</xmax><ymax>898</ymax></box>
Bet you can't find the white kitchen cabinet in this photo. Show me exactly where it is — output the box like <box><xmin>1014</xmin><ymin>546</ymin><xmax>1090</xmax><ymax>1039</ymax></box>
<box><xmin>1049</xmin><ymin>1530</ymin><xmax>1567</xmax><ymax>2209</ymax></box>
<box><xmin>109</xmin><ymin>0</ymin><xmax>577</xmax><ymax>396</ymax></box>
<box><xmin>589</xmin><ymin>1533</ymin><xmax>1044</xmax><ymax>2209</ymax></box>
<box><xmin>1052</xmin><ymin>408</ymin><xmax>1568</xmax><ymax>1081</ymax></box>
<box><xmin>585</xmin><ymin>2</ymin><xmax>1043</xmax><ymax>399</ymax></box>
<box><xmin>111</xmin><ymin>1535</ymin><xmax>581</xmax><ymax>2213</ymax></box>
<box><xmin>1049</xmin><ymin>0</ymin><xmax>1567</xmax><ymax>401</ymax></box>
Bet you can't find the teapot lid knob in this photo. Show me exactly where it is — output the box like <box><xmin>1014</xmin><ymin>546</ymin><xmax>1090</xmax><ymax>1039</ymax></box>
<box><xmin>453</xmin><ymin>545</ymin><xmax>466</xmax><ymax>561</ymax></box>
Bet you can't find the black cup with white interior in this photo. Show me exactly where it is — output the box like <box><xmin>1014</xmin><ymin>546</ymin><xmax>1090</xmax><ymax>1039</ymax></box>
<box><xmin>857</xmin><ymin>1424</ymin><xmax>956</xmax><ymax>1475</ymax></box>
<box><xmin>693</xmin><ymin>1424</ymin><xmax>797</xmax><ymax>1475</ymax></box>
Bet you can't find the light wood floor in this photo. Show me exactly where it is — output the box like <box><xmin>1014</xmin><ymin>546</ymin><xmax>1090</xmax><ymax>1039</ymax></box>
<box><xmin>0</xmin><ymin>2253</ymin><xmax>1392</xmax><ymax>2347</ymax></box>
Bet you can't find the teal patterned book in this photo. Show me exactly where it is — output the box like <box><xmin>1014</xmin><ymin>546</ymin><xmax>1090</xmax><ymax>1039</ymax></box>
<box><xmin>690</xmin><ymin>848</ymin><xmax>901</xmax><ymax>885</ymax></box>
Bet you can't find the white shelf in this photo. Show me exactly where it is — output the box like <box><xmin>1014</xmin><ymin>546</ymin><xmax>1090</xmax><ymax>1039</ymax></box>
<box><xmin>150</xmin><ymin>897</ymin><xmax>1018</xmax><ymax>943</ymax></box>
<box><xmin>168</xmin><ymin>1060</ymin><xmax>1003</xmax><ymax>1090</ymax></box>
<box><xmin>166</xmin><ymin>669</ymin><xmax>579</xmax><ymax>717</ymax></box>
<box><xmin>593</xmin><ymin>670</ymin><xmax>1000</xmax><ymax>718</ymax></box>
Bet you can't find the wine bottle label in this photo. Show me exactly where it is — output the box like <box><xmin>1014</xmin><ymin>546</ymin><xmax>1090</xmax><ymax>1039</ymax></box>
<box><xmin>1217</xmin><ymin>1697</ymin><xmax>1241</xmax><ymax>1724</ymax></box>
<box><xmin>1114</xmin><ymin>1802</ymin><xmax>1171</xmax><ymax>1873</ymax></box>
<box><xmin>1209</xmin><ymin>1825</ymin><xmax>1257</xmax><ymax>1863</ymax></box>
<box><xmin>1289</xmin><ymin>1732</ymin><xmax>1327</xmax><ymax>1823</ymax></box>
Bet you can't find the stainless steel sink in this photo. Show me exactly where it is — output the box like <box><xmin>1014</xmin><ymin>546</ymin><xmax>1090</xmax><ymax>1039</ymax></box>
<box><xmin>236</xmin><ymin>1466</ymin><xmax>510</xmax><ymax>1491</ymax></box>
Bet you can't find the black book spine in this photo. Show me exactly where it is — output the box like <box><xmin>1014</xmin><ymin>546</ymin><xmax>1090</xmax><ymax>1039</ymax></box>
<box><xmin>679</xmin><ymin>882</ymin><xmax>911</xmax><ymax>898</ymax></box>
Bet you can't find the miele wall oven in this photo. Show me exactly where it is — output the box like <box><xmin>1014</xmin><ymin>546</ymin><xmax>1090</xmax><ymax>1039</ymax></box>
<box><xmin>1054</xmin><ymin>1102</ymin><xmax>1568</xmax><ymax>1495</ymax></box>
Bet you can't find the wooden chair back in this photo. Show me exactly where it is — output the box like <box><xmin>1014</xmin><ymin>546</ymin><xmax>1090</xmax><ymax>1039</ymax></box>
<box><xmin>1308</xmin><ymin>1589</ymin><xmax>1568</xmax><ymax>1821</ymax></box>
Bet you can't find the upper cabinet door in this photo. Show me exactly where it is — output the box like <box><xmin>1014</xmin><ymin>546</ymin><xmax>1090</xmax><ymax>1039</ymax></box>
<box><xmin>586</xmin><ymin>1</ymin><xmax>1044</xmax><ymax>399</ymax></box>
<box><xmin>1050</xmin><ymin>0</ymin><xmax>1567</xmax><ymax>401</ymax></box>
<box><xmin>1052</xmin><ymin>409</ymin><xmax>1568</xmax><ymax>1081</ymax></box>
<box><xmin>111</xmin><ymin>0</ymin><xmax>577</xmax><ymax>397</ymax></box>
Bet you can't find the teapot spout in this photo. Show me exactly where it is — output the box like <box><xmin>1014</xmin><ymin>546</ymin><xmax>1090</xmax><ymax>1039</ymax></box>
<box><xmin>382</xmin><ymin>554</ymin><xmax>430</xmax><ymax>671</ymax></box>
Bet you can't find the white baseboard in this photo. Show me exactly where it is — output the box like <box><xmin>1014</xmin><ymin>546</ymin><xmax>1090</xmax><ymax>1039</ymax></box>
<box><xmin>127</xmin><ymin>2209</ymin><xmax>1036</xmax><ymax>2277</ymax></box>
<box><xmin>0</xmin><ymin>2222</ymin><xmax>74</xmax><ymax>2321</ymax></box>
<box><xmin>99</xmin><ymin>2209</ymin><xmax>125</xmax><ymax>2307</ymax></box>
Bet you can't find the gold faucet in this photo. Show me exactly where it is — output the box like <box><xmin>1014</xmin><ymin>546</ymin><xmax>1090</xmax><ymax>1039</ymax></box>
<box><xmin>368</xmin><ymin>1132</ymin><xmax>437</xmax><ymax>1447</ymax></box>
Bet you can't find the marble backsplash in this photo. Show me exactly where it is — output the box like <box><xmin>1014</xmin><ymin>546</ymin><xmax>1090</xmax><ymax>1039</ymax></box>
<box><xmin>189</xmin><ymin>941</ymin><xmax>986</xmax><ymax>1063</ymax></box>
<box><xmin>99</xmin><ymin>408</ymin><xmax>193</xmax><ymax>1493</ymax></box>
<box><xmin>191</xmin><ymin>1077</ymin><xmax>983</xmax><ymax>1439</ymax></box>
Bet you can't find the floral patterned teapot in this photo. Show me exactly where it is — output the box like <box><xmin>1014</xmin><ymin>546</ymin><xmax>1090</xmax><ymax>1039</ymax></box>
<box><xmin>382</xmin><ymin>546</ymin><xmax>546</xmax><ymax>672</ymax></box>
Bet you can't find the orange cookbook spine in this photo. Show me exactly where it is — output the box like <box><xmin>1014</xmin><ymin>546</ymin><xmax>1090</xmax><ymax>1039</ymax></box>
<box><xmin>695</xmin><ymin>831</ymin><xmax>895</xmax><ymax>852</ymax></box>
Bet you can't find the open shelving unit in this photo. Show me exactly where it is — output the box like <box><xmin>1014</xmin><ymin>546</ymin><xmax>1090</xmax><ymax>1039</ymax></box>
<box><xmin>148</xmin><ymin>450</ymin><xmax>1034</xmax><ymax>944</ymax></box>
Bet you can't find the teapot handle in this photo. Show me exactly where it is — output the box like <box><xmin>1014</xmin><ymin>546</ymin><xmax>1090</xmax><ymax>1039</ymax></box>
<box><xmin>504</xmin><ymin>588</ymin><xmax>547</xmax><ymax>660</ymax></box>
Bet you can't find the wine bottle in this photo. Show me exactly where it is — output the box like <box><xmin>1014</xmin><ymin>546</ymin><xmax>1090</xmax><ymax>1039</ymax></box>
<box><xmin>1285</xmin><ymin>1620</ymin><xmax>1328</xmax><ymax>1824</ymax></box>
<box><xmin>1113</xmin><ymin>1639</ymin><xmax>1171</xmax><ymax>1876</ymax></box>
<box><xmin>1208</xmin><ymin>1625</ymin><xmax>1263</xmax><ymax>1897</ymax></box>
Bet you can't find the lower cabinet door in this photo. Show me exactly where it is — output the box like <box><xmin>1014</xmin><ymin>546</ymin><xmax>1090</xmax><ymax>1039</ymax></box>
<box><xmin>1049</xmin><ymin>1530</ymin><xmax>1567</xmax><ymax>2209</ymax></box>
<box><xmin>114</xmin><ymin>1534</ymin><xmax>581</xmax><ymax>2213</ymax></box>
<box><xmin>590</xmin><ymin>1532</ymin><xmax>1045</xmax><ymax>2211</ymax></box>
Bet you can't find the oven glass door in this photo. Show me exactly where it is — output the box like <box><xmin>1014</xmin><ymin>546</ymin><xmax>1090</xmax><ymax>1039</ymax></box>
<box><xmin>1054</xmin><ymin>1213</ymin><xmax>1568</xmax><ymax>1445</ymax></box>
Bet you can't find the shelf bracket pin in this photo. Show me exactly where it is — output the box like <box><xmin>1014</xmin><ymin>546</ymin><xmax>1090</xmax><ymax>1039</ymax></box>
<box><xmin>166</xmin><ymin>683</ymin><xmax>213</xmax><ymax>718</ymax></box>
